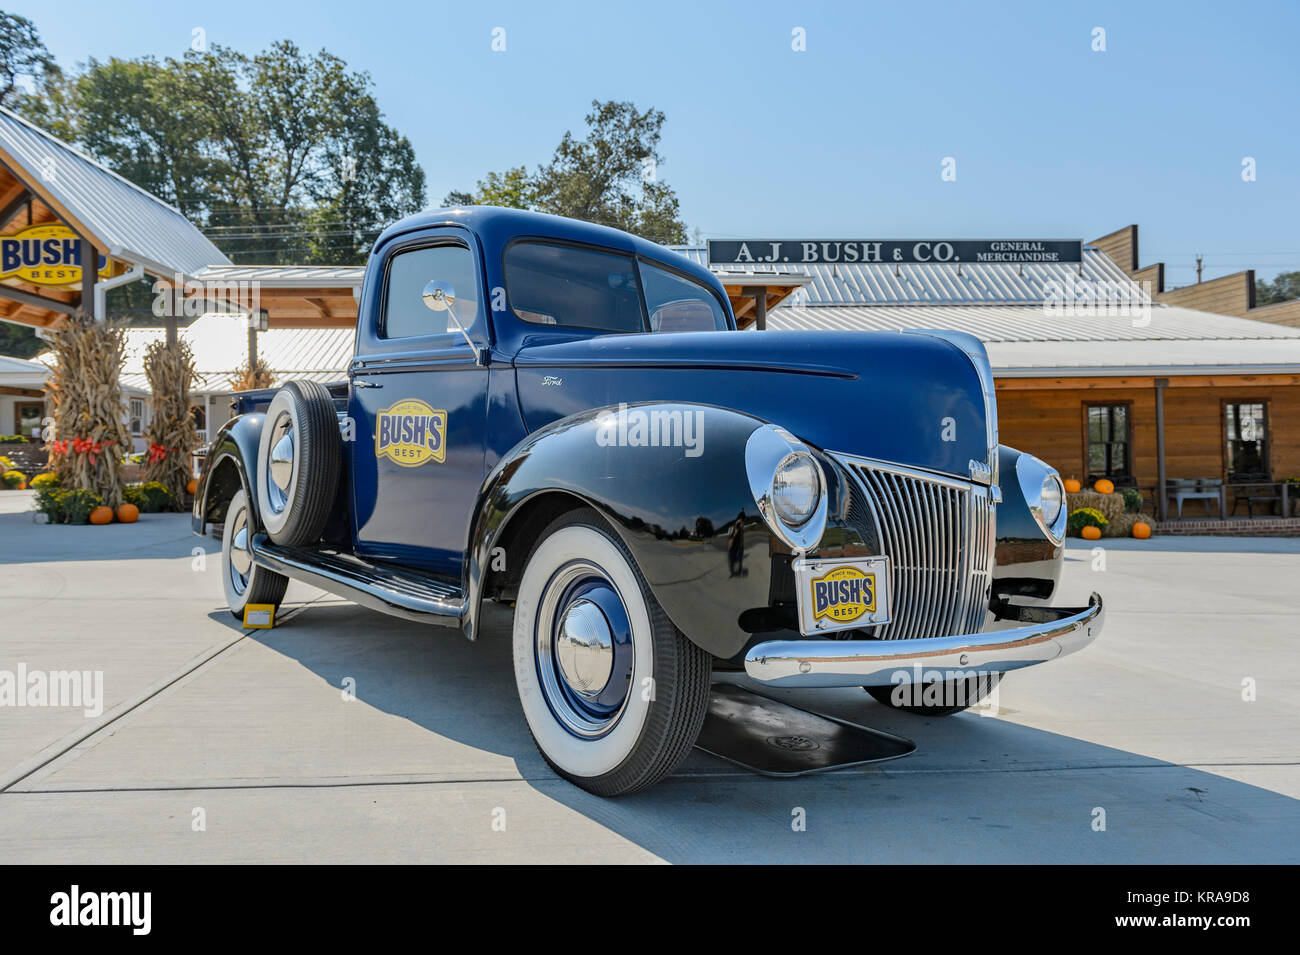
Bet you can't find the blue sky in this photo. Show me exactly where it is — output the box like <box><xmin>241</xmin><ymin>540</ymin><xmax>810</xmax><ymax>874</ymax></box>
<box><xmin>11</xmin><ymin>0</ymin><xmax>1299</xmax><ymax>284</ymax></box>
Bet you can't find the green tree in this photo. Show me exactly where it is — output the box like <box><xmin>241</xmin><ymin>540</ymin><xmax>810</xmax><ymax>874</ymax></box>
<box><xmin>448</xmin><ymin>166</ymin><xmax>535</xmax><ymax>210</ymax></box>
<box><xmin>444</xmin><ymin>100</ymin><xmax>687</xmax><ymax>244</ymax></box>
<box><xmin>183</xmin><ymin>41</ymin><xmax>426</xmax><ymax>263</ymax></box>
<box><xmin>62</xmin><ymin>57</ymin><xmax>216</xmax><ymax>219</ymax></box>
<box><xmin>0</xmin><ymin>322</ymin><xmax>42</xmax><ymax>358</ymax></box>
<box><xmin>1256</xmin><ymin>271</ymin><xmax>1300</xmax><ymax>306</ymax></box>
<box><xmin>0</xmin><ymin>11</ymin><xmax>53</xmax><ymax>106</ymax></box>
<box><xmin>17</xmin><ymin>37</ymin><xmax>425</xmax><ymax>265</ymax></box>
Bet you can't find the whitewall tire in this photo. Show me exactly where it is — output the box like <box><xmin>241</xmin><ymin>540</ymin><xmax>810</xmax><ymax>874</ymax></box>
<box><xmin>222</xmin><ymin>488</ymin><xmax>289</xmax><ymax>620</ymax></box>
<box><xmin>513</xmin><ymin>508</ymin><xmax>712</xmax><ymax>796</ymax></box>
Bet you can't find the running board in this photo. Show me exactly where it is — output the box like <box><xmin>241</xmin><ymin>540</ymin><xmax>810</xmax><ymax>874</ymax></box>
<box><xmin>250</xmin><ymin>534</ymin><xmax>465</xmax><ymax>626</ymax></box>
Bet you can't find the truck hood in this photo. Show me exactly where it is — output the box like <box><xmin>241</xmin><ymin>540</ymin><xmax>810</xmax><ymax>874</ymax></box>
<box><xmin>513</xmin><ymin>329</ymin><xmax>992</xmax><ymax>480</ymax></box>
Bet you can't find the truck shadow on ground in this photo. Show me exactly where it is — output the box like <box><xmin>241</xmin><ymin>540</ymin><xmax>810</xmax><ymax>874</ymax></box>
<box><xmin>247</xmin><ymin>599</ymin><xmax>1300</xmax><ymax>864</ymax></box>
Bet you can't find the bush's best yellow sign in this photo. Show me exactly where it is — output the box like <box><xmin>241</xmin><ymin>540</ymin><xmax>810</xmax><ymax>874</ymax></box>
<box><xmin>0</xmin><ymin>224</ymin><xmax>112</xmax><ymax>288</ymax></box>
<box><xmin>375</xmin><ymin>399</ymin><xmax>447</xmax><ymax>467</ymax></box>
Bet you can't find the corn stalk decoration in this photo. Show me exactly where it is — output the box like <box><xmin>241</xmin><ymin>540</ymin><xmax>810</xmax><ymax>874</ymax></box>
<box><xmin>46</xmin><ymin>317</ymin><xmax>131</xmax><ymax>508</ymax></box>
<box><xmin>231</xmin><ymin>356</ymin><xmax>274</xmax><ymax>391</ymax></box>
<box><xmin>141</xmin><ymin>339</ymin><xmax>199</xmax><ymax>508</ymax></box>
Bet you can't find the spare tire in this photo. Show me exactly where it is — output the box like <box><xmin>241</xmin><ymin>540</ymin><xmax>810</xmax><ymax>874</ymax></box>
<box><xmin>256</xmin><ymin>380</ymin><xmax>340</xmax><ymax>546</ymax></box>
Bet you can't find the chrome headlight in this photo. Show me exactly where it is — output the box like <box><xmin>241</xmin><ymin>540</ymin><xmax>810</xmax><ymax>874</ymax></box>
<box><xmin>1015</xmin><ymin>452</ymin><xmax>1067</xmax><ymax>544</ymax></box>
<box><xmin>1039</xmin><ymin>474</ymin><xmax>1064</xmax><ymax>526</ymax></box>
<box><xmin>772</xmin><ymin>453</ymin><xmax>822</xmax><ymax>526</ymax></box>
<box><xmin>745</xmin><ymin>425</ymin><xmax>828</xmax><ymax>551</ymax></box>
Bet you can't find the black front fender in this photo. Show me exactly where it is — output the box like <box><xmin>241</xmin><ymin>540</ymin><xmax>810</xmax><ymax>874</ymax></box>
<box><xmin>191</xmin><ymin>413</ymin><xmax>264</xmax><ymax>534</ymax></box>
<box><xmin>464</xmin><ymin>402</ymin><xmax>781</xmax><ymax>657</ymax></box>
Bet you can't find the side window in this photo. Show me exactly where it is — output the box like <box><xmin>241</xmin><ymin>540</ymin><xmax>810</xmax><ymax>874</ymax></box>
<box><xmin>639</xmin><ymin>260</ymin><xmax>727</xmax><ymax>332</ymax></box>
<box><xmin>383</xmin><ymin>243</ymin><xmax>480</xmax><ymax>339</ymax></box>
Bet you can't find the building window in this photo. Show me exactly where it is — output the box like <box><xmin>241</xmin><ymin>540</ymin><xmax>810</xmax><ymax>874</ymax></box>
<box><xmin>129</xmin><ymin>398</ymin><xmax>144</xmax><ymax>435</ymax></box>
<box><xmin>15</xmin><ymin>402</ymin><xmax>43</xmax><ymax>438</ymax></box>
<box><xmin>1085</xmin><ymin>404</ymin><xmax>1131</xmax><ymax>480</ymax></box>
<box><xmin>1225</xmin><ymin>401</ymin><xmax>1268</xmax><ymax>478</ymax></box>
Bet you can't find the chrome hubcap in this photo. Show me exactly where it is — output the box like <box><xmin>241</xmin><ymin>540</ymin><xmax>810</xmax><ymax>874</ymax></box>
<box><xmin>227</xmin><ymin>505</ymin><xmax>251</xmax><ymax>594</ymax></box>
<box><xmin>265</xmin><ymin>415</ymin><xmax>295</xmax><ymax>514</ymax></box>
<box><xmin>535</xmin><ymin>561</ymin><xmax>635</xmax><ymax>739</ymax></box>
<box><xmin>555</xmin><ymin>600</ymin><xmax>614</xmax><ymax>700</ymax></box>
<box><xmin>230</xmin><ymin>524</ymin><xmax>252</xmax><ymax>577</ymax></box>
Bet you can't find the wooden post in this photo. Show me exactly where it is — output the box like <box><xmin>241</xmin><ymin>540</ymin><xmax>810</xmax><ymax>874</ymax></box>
<box><xmin>80</xmin><ymin>238</ymin><xmax>96</xmax><ymax>321</ymax></box>
<box><xmin>1154</xmin><ymin>378</ymin><xmax>1168</xmax><ymax>522</ymax></box>
<box><xmin>247</xmin><ymin>322</ymin><xmax>258</xmax><ymax>369</ymax></box>
<box><xmin>741</xmin><ymin>286</ymin><xmax>767</xmax><ymax>330</ymax></box>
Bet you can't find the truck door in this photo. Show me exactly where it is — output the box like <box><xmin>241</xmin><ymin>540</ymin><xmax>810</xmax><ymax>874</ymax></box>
<box><xmin>349</xmin><ymin>227</ymin><xmax>490</xmax><ymax>577</ymax></box>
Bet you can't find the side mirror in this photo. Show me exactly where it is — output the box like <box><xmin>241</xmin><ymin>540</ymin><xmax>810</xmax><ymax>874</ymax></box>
<box><xmin>422</xmin><ymin>279</ymin><xmax>487</xmax><ymax>366</ymax></box>
<box><xmin>422</xmin><ymin>279</ymin><xmax>456</xmax><ymax>314</ymax></box>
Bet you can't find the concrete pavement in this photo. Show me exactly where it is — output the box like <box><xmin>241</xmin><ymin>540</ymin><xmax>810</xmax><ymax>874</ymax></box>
<box><xmin>1</xmin><ymin>489</ymin><xmax>1297</xmax><ymax>863</ymax></box>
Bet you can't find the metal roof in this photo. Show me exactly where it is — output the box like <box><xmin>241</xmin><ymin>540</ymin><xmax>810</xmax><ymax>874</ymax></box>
<box><xmin>766</xmin><ymin>303</ymin><xmax>1300</xmax><ymax>375</ymax></box>
<box><xmin>0</xmin><ymin>352</ymin><xmax>50</xmax><ymax>385</ymax></box>
<box><xmin>766</xmin><ymin>303</ymin><xmax>1300</xmax><ymax>341</ymax></box>
<box><xmin>674</xmin><ymin>246</ymin><xmax>1144</xmax><ymax>306</ymax></box>
<box><xmin>115</xmin><ymin>314</ymin><xmax>353</xmax><ymax>393</ymax></box>
<box><xmin>193</xmin><ymin>264</ymin><xmax>364</xmax><ymax>288</ymax></box>
<box><xmin>0</xmin><ymin>107</ymin><xmax>229</xmax><ymax>278</ymax></box>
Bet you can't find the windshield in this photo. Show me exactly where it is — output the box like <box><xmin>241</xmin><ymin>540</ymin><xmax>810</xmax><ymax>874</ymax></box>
<box><xmin>504</xmin><ymin>240</ymin><xmax>729</xmax><ymax>333</ymax></box>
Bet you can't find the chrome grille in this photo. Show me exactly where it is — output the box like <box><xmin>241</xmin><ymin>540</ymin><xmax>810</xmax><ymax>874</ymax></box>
<box><xmin>834</xmin><ymin>455</ymin><xmax>995</xmax><ymax>640</ymax></box>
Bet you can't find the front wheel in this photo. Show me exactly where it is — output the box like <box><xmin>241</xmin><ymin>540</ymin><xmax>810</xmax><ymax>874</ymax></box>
<box><xmin>221</xmin><ymin>488</ymin><xmax>289</xmax><ymax>621</ymax></box>
<box><xmin>513</xmin><ymin>508</ymin><xmax>712</xmax><ymax>797</ymax></box>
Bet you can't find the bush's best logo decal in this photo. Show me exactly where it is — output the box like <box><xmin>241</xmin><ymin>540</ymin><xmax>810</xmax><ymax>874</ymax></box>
<box><xmin>0</xmin><ymin>224</ymin><xmax>114</xmax><ymax>288</ymax></box>
<box><xmin>375</xmin><ymin>399</ymin><xmax>447</xmax><ymax>466</ymax></box>
<box><xmin>811</xmin><ymin>565</ymin><xmax>876</xmax><ymax>623</ymax></box>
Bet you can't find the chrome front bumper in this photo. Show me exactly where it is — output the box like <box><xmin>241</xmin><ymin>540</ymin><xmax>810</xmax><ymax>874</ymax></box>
<box><xmin>744</xmin><ymin>594</ymin><xmax>1103</xmax><ymax>688</ymax></box>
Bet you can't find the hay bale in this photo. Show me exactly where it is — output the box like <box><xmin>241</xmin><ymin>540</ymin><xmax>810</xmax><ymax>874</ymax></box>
<box><xmin>1105</xmin><ymin>512</ymin><xmax>1139</xmax><ymax>538</ymax></box>
<box><xmin>1068</xmin><ymin>489</ymin><xmax>1125</xmax><ymax>523</ymax></box>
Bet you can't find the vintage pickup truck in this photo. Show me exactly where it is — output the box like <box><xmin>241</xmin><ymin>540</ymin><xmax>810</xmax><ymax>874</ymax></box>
<box><xmin>193</xmin><ymin>206</ymin><xmax>1103</xmax><ymax>796</ymax></box>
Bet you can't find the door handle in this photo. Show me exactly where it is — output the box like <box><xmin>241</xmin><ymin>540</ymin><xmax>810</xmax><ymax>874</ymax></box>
<box><xmin>354</xmin><ymin>379</ymin><xmax>382</xmax><ymax>388</ymax></box>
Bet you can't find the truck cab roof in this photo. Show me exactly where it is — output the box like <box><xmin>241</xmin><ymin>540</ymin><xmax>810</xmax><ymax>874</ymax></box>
<box><xmin>376</xmin><ymin>205</ymin><xmax>726</xmax><ymax>306</ymax></box>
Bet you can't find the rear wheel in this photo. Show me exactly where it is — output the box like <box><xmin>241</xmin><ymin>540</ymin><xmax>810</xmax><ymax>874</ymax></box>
<box><xmin>865</xmin><ymin>672</ymin><xmax>1002</xmax><ymax>716</ymax></box>
<box><xmin>221</xmin><ymin>488</ymin><xmax>288</xmax><ymax>620</ymax></box>
<box><xmin>513</xmin><ymin>508</ymin><xmax>712</xmax><ymax>797</ymax></box>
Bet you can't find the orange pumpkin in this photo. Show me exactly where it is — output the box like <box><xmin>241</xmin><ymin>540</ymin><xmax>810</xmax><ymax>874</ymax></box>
<box><xmin>16</xmin><ymin>482</ymin><xmax>25</xmax><ymax>490</ymax></box>
<box><xmin>1093</xmin><ymin>479</ymin><xmax>1115</xmax><ymax>495</ymax></box>
<box><xmin>116</xmin><ymin>503</ymin><xmax>139</xmax><ymax>524</ymax></box>
<box><xmin>1063</xmin><ymin>478</ymin><xmax>1082</xmax><ymax>494</ymax></box>
<box><xmin>89</xmin><ymin>505</ymin><xmax>114</xmax><ymax>525</ymax></box>
<box><xmin>1081</xmin><ymin>525</ymin><xmax>1102</xmax><ymax>540</ymax></box>
<box><xmin>186</xmin><ymin>479</ymin><xmax>199</xmax><ymax>495</ymax></box>
<box><xmin>1132</xmin><ymin>521</ymin><xmax>1152</xmax><ymax>540</ymax></box>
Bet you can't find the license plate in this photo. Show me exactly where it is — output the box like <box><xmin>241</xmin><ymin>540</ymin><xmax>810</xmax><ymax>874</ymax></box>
<box><xmin>793</xmin><ymin>556</ymin><xmax>891</xmax><ymax>636</ymax></box>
